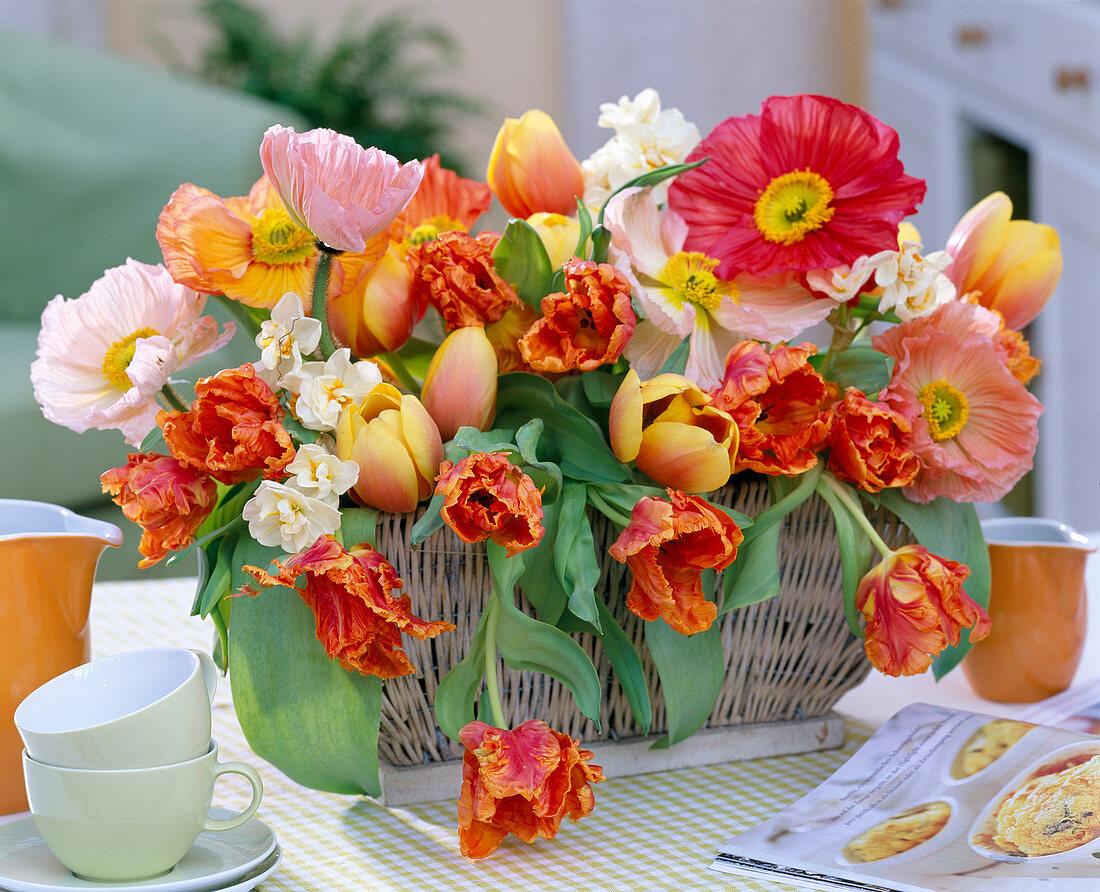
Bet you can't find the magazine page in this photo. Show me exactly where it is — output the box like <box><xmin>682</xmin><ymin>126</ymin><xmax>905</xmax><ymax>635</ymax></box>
<box><xmin>711</xmin><ymin>702</ymin><xmax>1100</xmax><ymax>891</ymax></box>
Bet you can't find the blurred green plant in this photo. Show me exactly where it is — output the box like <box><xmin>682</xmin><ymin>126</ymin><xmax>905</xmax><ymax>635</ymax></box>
<box><xmin>190</xmin><ymin>0</ymin><xmax>484</xmax><ymax>174</ymax></box>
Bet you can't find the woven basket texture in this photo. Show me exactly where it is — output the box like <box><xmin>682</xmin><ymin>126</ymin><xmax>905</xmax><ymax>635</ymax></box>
<box><xmin>373</xmin><ymin>476</ymin><xmax>913</xmax><ymax>767</ymax></box>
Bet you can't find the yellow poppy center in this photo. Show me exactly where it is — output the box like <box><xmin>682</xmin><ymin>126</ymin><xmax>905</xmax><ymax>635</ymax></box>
<box><xmin>102</xmin><ymin>326</ymin><xmax>159</xmax><ymax>392</ymax></box>
<box><xmin>405</xmin><ymin>215</ymin><xmax>467</xmax><ymax>247</ymax></box>
<box><xmin>660</xmin><ymin>252</ymin><xmax>738</xmax><ymax>312</ymax></box>
<box><xmin>251</xmin><ymin>208</ymin><xmax>314</xmax><ymax>265</ymax></box>
<box><xmin>753</xmin><ymin>169</ymin><xmax>835</xmax><ymax>245</ymax></box>
<box><xmin>918</xmin><ymin>379</ymin><xmax>969</xmax><ymax>441</ymax></box>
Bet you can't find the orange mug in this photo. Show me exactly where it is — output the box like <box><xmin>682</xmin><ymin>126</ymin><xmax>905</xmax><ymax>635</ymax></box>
<box><xmin>963</xmin><ymin>517</ymin><xmax>1095</xmax><ymax>703</ymax></box>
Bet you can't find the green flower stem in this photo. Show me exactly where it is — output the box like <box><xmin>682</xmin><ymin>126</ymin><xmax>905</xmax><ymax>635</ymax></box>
<box><xmin>159</xmin><ymin>383</ymin><xmax>190</xmax><ymax>412</ymax></box>
<box><xmin>378</xmin><ymin>351</ymin><xmax>421</xmax><ymax>393</ymax></box>
<box><xmin>827</xmin><ymin>304</ymin><xmax>856</xmax><ymax>354</ymax></box>
<box><xmin>482</xmin><ymin>601</ymin><xmax>508</xmax><ymax>729</ymax></box>
<box><xmin>311</xmin><ymin>247</ymin><xmax>337</xmax><ymax>359</ymax></box>
<box><xmin>820</xmin><ymin>472</ymin><xmax>894</xmax><ymax>558</ymax></box>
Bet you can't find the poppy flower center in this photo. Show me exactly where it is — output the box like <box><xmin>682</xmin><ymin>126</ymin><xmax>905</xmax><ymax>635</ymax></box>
<box><xmin>660</xmin><ymin>252</ymin><xmax>738</xmax><ymax>312</ymax></box>
<box><xmin>251</xmin><ymin>208</ymin><xmax>315</xmax><ymax>265</ymax></box>
<box><xmin>753</xmin><ymin>170</ymin><xmax>835</xmax><ymax>245</ymax></box>
<box><xmin>102</xmin><ymin>326</ymin><xmax>159</xmax><ymax>392</ymax></box>
<box><xmin>918</xmin><ymin>378</ymin><xmax>969</xmax><ymax>441</ymax></box>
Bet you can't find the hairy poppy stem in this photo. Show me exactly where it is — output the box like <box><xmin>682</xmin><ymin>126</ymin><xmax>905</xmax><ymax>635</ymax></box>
<box><xmin>820</xmin><ymin>472</ymin><xmax>894</xmax><ymax>558</ymax></box>
<box><xmin>311</xmin><ymin>249</ymin><xmax>336</xmax><ymax>359</ymax></box>
<box><xmin>482</xmin><ymin>601</ymin><xmax>508</xmax><ymax>729</ymax></box>
<box><xmin>159</xmin><ymin>383</ymin><xmax>189</xmax><ymax>413</ymax></box>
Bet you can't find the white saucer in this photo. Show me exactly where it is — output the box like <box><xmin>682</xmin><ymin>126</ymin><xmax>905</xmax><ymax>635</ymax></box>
<box><xmin>0</xmin><ymin>809</ymin><xmax>277</xmax><ymax>892</ymax></box>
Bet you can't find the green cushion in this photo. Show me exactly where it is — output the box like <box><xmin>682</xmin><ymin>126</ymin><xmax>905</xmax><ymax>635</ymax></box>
<box><xmin>0</xmin><ymin>28</ymin><xmax>307</xmax><ymax>322</ymax></box>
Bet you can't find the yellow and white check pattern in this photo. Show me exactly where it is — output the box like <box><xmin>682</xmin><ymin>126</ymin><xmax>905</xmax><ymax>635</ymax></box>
<box><xmin>89</xmin><ymin>578</ymin><xmax>869</xmax><ymax>892</ymax></box>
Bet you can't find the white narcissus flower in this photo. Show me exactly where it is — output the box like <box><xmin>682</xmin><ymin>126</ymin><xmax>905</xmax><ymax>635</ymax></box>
<box><xmin>254</xmin><ymin>293</ymin><xmax>322</xmax><ymax>386</ymax></box>
<box><xmin>871</xmin><ymin>241</ymin><xmax>957</xmax><ymax>321</ymax></box>
<box><xmin>242</xmin><ymin>480</ymin><xmax>341</xmax><ymax>553</ymax></box>
<box><xmin>31</xmin><ymin>259</ymin><xmax>234</xmax><ymax>446</ymax></box>
<box><xmin>582</xmin><ymin>88</ymin><xmax>700</xmax><ymax>208</ymax></box>
<box><xmin>284</xmin><ymin>442</ymin><xmax>359</xmax><ymax>506</ymax></box>
<box><xmin>805</xmin><ymin>256</ymin><xmax>877</xmax><ymax>303</ymax></box>
<box><xmin>283</xmin><ymin>348</ymin><xmax>382</xmax><ymax>431</ymax></box>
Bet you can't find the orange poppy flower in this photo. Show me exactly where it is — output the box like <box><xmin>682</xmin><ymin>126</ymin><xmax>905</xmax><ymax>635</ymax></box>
<box><xmin>100</xmin><ymin>453</ymin><xmax>217</xmax><ymax>568</ymax></box>
<box><xmin>435</xmin><ymin>452</ymin><xmax>544</xmax><ymax>557</ymax></box>
<box><xmin>240</xmin><ymin>536</ymin><xmax>454</xmax><ymax>678</ymax></box>
<box><xmin>857</xmin><ymin>544</ymin><xmax>990</xmax><ymax>677</ymax></box>
<box><xmin>409</xmin><ymin>231</ymin><xmax>519</xmax><ymax>330</ymax></box>
<box><xmin>457</xmin><ymin>719</ymin><xmax>604</xmax><ymax>859</ymax></box>
<box><xmin>391</xmin><ymin>154</ymin><xmax>492</xmax><ymax>245</ymax></box>
<box><xmin>710</xmin><ymin>341</ymin><xmax>835</xmax><ymax>476</ymax></box>
<box><xmin>608</xmin><ymin>489</ymin><xmax>743</xmax><ymax>635</ymax></box>
<box><xmin>157</xmin><ymin>176</ymin><xmax>386</xmax><ymax>310</ymax></box>
<box><xmin>159</xmin><ymin>364</ymin><xmax>295</xmax><ymax>485</ymax></box>
<box><xmin>827</xmin><ymin>388</ymin><xmax>920</xmax><ymax>493</ymax></box>
<box><xmin>518</xmin><ymin>259</ymin><xmax>636</xmax><ymax>373</ymax></box>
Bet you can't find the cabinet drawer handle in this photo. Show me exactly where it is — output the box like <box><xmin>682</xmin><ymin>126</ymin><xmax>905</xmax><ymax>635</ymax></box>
<box><xmin>956</xmin><ymin>26</ymin><xmax>990</xmax><ymax>47</ymax></box>
<box><xmin>1055</xmin><ymin>67</ymin><xmax>1091</xmax><ymax>92</ymax></box>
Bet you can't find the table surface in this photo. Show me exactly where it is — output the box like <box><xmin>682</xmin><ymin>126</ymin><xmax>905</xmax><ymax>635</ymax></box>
<box><xmin>12</xmin><ymin>541</ymin><xmax>1100</xmax><ymax>892</ymax></box>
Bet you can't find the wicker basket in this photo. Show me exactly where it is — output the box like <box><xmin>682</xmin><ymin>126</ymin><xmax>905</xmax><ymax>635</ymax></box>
<box><xmin>372</xmin><ymin>475</ymin><xmax>912</xmax><ymax>768</ymax></box>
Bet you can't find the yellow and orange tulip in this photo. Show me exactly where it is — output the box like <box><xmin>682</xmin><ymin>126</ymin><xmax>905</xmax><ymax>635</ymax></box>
<box><xmin>609</xmin><ymin>370</ymin><xmax>737</xmax><ymax>494</ymax></box>
<box><xmin>335</xmin><ymin>384</ymin><xmax>444</xmax><ymax>513</ymax></box>
<box><xmin>945</xmin><ymin>191</ymin><xmax>1062</xmax><ymax>330</ymax></box>
<box><xmin>328</xmin><ymin>245</ymin><xmax>424</xmax><ymax>357</ymax></box>
<box><xmin>526</xmin><ymin>212</ymin><xmax>583</xmax><ymax>269</ymax></box>
<box><xmin>420</xmin><ymin>326</ymin><xmax>498</xmax><ymax>441</ymax></box>
<box><xmin>486</xmin><ymin>110</ymin><xmax>584</xmax><ymax>219</ymax></box>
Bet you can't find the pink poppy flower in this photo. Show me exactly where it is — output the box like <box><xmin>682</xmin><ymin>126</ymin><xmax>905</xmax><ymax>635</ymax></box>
<box><xmin>31</xmin><ymin>260</ymin><xmax>234</xmax><ymax>446</ymax></box>
<box><xmin>873</xmin><ymin>301</ymin><xmax>1043</xmax><ymax>503</ymax></box>
<box><xmin>667</xmin><ymin>94</ymin><xmax>926</xmax><ymax>279</ymax></box>
<box><xmin>605</xmin><ymin>187</ymin><xmax>833</xmax><ymax>388</ymax></box>
<box><xmin>260</xmin><ymin>125</ymin><xmax>424</xmax><ymax>253</ymax></box>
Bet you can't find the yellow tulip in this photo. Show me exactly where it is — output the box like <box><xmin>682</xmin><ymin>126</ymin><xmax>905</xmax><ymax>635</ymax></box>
<box><xmin>609</xmin><ymin>370</ymin><xmax>737</xmax><ymax>494</ymax></box>
<box><xmin>336</xmin><ymin>384</ymin><xmax>444</xmax><ymax>513</ymax></box>
<box><xmin>526</xmin><ymin>212</ymin><xmax>583</xmax><ymax>269</ymax></box>
<box><xmin>327</xmin><ymin>244</ymin><xmax>423</xmax><ymax>357</ymax></box>
<box><xmin>945</xmin><ymin>191</ymin><xmax>1062</xmax><ymax>330</ymax></box>
<box><xmin>420</xmin><ymin>326</ymin><xmax>498</xmax><ymax>441</ymax></box>
<box><xmin>486</xmin><ymin>110</ymin><xmax>584</xmax><ymax>219</ymax></box>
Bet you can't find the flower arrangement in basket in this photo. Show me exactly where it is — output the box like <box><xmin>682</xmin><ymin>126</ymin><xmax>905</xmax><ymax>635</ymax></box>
<box><xmin>31</xmin><ymin>90</ymin><xmax>1061</xmax><ymax>859</ymax></box>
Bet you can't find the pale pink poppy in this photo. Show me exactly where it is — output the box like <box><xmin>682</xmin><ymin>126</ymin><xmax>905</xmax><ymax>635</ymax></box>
<box><xmin>604</xmin><ymin>187</ymin><xmax>832</xmax><ymax>389</ymax></box>
<box><xmin>31</xmin><ymin>259</ymin><xmax>234</xmax><ymax>446</ymax></box>
<box><xmin>873</xmin><ymin>301</ymin><xmax>1042</xmax><ymax>503</ymax></box>
<box><xmin>260</xmin><ymin>125</ymin><xmax>423</xmax><ymax>253</ymax></box>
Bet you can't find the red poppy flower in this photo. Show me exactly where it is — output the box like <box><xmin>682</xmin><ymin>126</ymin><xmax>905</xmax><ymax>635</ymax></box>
<box><xmin>827</xmin><ymin>388</ymin><xmax>920</xmax><ymax>493</ymax></box>
<box><xmin>518</xmin><ymin>258</ymin><xmax>636</xmax><ymax>373</ymax></box>
<box><xmin>858</xmin><ymin>545</ymin><xmax>989</xmax><ymax>677</ymax></box>
<box><xmin>457</xmin><ymin>719</ymin><xmax>604</xmax><ymax>859</ymax></box>
<box><xmin>240</xmin><ymin>536</ymin><xmax>454</xmax><ymax>679</ymax></box>
<box><xmin>159</xmin><ymin>365</ymin><xmax>295</xmax><ymax>485</ymax></box>
<box><xmin>710</xmin><ymin>341</ymin><xmax>835</xmax><ymax>477</ymax></box>
<box><xmin>409</xmin><ymin>230</ymin><xmax>519</xmax><ymax>330</ymax></box>
<box><xmin>100</xmin><ymin>453</ymin><xmax>217</xmax><ymax>568</ymax></box>
<box><xmin>608</xmin><ymin>489</ymin><xmax>743</xmax><ymax>635</ymax></box>
<box><xmin>667</xmin><ymin>94</ymin><xmax>926</xmax><ymax>279</ymax></box>
<box><xmin>435</xmin><ymin>452</ymin><xmax>544</xmax><ymax>557</ymax></box>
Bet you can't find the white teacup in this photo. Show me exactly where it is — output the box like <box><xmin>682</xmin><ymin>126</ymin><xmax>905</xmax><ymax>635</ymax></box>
<box><xmin>14</xmin><ymin>647</ymin><xmax>217</xmax><ymax>769</ymax></box>
<box><xmin>23</xmin><ymin>740</ymin><xmax>263</xmax><ymax>882</ymax></box>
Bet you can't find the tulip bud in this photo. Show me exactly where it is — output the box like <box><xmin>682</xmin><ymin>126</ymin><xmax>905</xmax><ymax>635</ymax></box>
<box><xmin>944</xmin><ymin>191</ymin><xmax>1062</xmax><ymax>330</ymax></box>
<box><xmin>486</xmin><ymin>110</ymin><xmax>584</xmax><ymax>219</ymax></box>
<box><xmin>335</xmin><ymin>383</ymin><xmax>444</xmax><ymax>513</ymax></box>
<box><xmin>609</xmin><ymin>369</ymin><xmax>737</xmax><ymax>493</ymax></box>
<box><xmin>421</xmin><ymin>326</ymin><xmax>498</xmax><ymax>440</ymax></box>
<box><xmin>526</xmin><ymin>212</ymin><xmax>583</xmax><ymax>269</ymax></box>
<box><xmin>328</xmin><ymin>245</ymin><xmax>424</xmax><ymax>357</ymax></box>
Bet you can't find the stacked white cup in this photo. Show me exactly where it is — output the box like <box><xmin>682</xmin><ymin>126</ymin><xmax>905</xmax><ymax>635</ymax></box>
<box><xmin>13</xmin><ymin>648</ymin><xmax>263</xmax><ymax>883</ymax></box>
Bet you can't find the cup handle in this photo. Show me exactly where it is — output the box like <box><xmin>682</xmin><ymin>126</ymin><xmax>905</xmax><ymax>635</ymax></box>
<box><xmin>203</xmin><ymin>761</ymin><xmax>264</xmax><ymax>832</ymax></box>
<box><xmin>190</xmin><ymin>649</ymin><xmax>219</xmax><ymax>704</ymax></box>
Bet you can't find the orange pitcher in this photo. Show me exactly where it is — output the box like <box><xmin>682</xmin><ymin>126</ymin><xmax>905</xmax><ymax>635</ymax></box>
<box><xmin>0</xmin><ymin>499</ymin><xmax>121</xmax><ymax>814</ymax></box>
<box><xmin>963</xmin><ymin>517</ymin><xmax>1095</xmax><ymax>703</ymax></box>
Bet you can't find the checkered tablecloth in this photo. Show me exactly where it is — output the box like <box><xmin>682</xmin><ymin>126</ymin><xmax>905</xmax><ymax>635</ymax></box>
<box><xmin>89</xmin><ymin>578</ymin><xmax>869</xmax><ymax>892</ymax></box>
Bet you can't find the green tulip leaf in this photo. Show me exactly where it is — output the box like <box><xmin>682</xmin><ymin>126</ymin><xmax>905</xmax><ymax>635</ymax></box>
<box><xmin>517</xmin><ymin>494</ymin><xmax>568</xmax><ymax>624</ymax></box>
<box><xmin>496</xmin><ymin>373</ymin><xmax>631</xmax><ymax>483</ymax></box>
<box><xmin>813</xmin><ymin>345</ymin><xmax>893</xmax><ymax>397</ymax></box>
<box><xmin>139</xmin><ymin>426</ymin><xmax>165</xmax><ymax>453</ymax></box>
<box><xmin>585</xmin><ymin>480</ymin><xmax>667</xmax><ymax>528</ymax></box>
<box><xmin>555</xmin><ymin>482</ymin><xmax>602</xmax><ymax>630</ymax></box>
<box><xmin>434</xmin><ymin>600</ymin><xmax>493</xmax><ymax>741</ymax></box>
<box><xmin>192</xmin><ymin>530</ymin><xmax>243</xmax><ymax>619</ymax></box>
<box><xmin>492</xmin><ymin>218</ymin><xmax>554</xmax><ymax>308</ymax></box>
<box><xmin>581</xmin><ymin>368</ymin><xmax>626</xmax><ymax>410</ymax></box>
<box><xmin>876</xmin><ymin>490</ymin><xmax>991</xmax><ymax>679</ymax></box>
<box><xmin>408</xmin><ymin>492</ymin><xmax>446</xmax><ymax>546</ymax></box>
<box><xmin>338</xmin><ymin>507</ymin><xmax>379</xmax><ymax>549</ymax></box>
<box><xmin>593</xmin><ymin>598</ymin><xmax>652</xmax><ymax>733</ymax></box>
<box><xmin>279</xmin><ymin>411</ymin><xmax>322</xmax><ymax>446</ymax></box>
<box><xmin>228</xmin><ymin>537</ymin><xmax>383</xmax><ymax>797</ymax></box>
<box><xmin>814</xmin><ymin>477</ymin><xmax>873</xmax><ymax>637</ymax></box>
<box><xmin>596</xmin><ymin>158</ymin><xmax>709</xmax><ymax>225</ymax></box>
<box><xmin>574</xmin><ymin>199</ymin><xmax>594</xmax><ymax>260</ymax></box>
<box><xmin>656</xmin><ymin>338</ymin><xmax>690</xmax><ymax>376</ymax></box>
